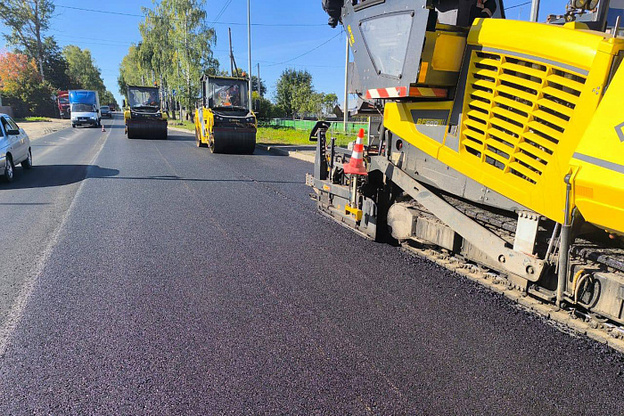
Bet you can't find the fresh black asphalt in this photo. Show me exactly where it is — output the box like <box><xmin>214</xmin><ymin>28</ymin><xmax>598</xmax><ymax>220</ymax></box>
<box><xmin>1</xmin><ymin>115</ymin><xmax>623</xmax><ymax>414</ymax></box>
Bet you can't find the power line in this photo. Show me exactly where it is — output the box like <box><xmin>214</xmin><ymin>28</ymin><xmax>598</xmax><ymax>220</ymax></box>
<box><xmin>56</xmin><ymin>5</ymin><xmax>142</xmax><ymax>17</ymax></box>
<box><xmin>53</xmin><ymin>34</ymin><xmax>132</xmax><ymax>46</ymax></box>
<box><xmin>54</xmin><ymin>4</ymin><xmax>326</xmax><ymax>27</ymax></box>
<box><xmin>265</xmin><ymin>31</ymin><xmax>344</xmax><ymax>67</ymax></box>
<box><xmin>506</xmin><ymin>1</ymin><xmax>531</xmax><ymax>10</ymax></box>
<box><xmin>213</xmin><ymin>0</ymin><xmax>233</xmax><ymax>23</ymax></box>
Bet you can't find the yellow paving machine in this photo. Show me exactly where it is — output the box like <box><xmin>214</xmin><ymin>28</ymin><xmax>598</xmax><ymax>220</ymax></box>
<box><xmin>124</xmin><ymin>85</ymin><xmax>168</xmax><ymax>140</ymax></box>
<box><xmin>194</xmin><ymin>75</ymin><xmax>257</xmax><ymax>154</ymax></box>
<box><xmin>310</xmin><ymin>0</ymin><xmax>624</xmax><ymax>345</ymax></box>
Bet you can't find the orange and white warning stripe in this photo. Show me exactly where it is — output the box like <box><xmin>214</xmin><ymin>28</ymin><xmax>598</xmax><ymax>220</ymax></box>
<box><xmin>365</xmin><ymin>86</ymin><xmax>448</xmax><ymax>100</ymax></box>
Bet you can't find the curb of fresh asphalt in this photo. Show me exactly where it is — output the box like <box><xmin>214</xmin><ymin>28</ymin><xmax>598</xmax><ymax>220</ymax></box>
<box><xmin>255</xmin><ymin>144</ymin><xmax>314</xmax><ymax>163</ymax></box>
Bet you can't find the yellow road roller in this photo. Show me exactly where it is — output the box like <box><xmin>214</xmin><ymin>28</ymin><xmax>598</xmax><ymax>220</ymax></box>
<box><xmin>124</xmin><ymin>85</ymin><xmax>168</xmax><ymax>140</ymax></box>
<box><xmin>194</xmin><ymin>75</ymin><xmax>256</xmax><ymax>154</ymax></box>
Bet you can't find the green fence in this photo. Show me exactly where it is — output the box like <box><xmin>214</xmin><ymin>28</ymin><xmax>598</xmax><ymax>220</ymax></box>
<box><xmin>265</xmin><ymin>119</ymin><xmax>368</xmax><ymax>136</ymax></box>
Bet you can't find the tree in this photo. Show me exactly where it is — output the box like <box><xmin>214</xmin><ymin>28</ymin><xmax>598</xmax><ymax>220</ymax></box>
<box><xmin>275</xmin><ymin>69</ymin><xmax>313</xmax><ymax>118</ymax></box>
<box><xmin>291</xmin><ymin>80</ymin><xmax>316</xmax><ymax>118</ymax></box>
<box><xmin>37</xmin><ymin>38</ymin><xmax>77</xmax><ymax>91</ymax></box>
<box><xmin>0</xmin><ymin>52</ymin><xmax>55</xmax><ymax>116</ymax></box>
<box><xmin>100</xmin><ymin>90</ymin><xmax>118</xmax><ymax>108</ymax></box>
<box><xmin>0</xmin><ymin>0</ymin><xmax>55</xmax><ymax>79</ymax></box>
<box><xmin>118</xmin><ymin>44</ymin><xmax>151</xmax><ymax>96</ymax></box>
<box><xmin>61</xmin><ymin>45</ymin><xmax>116</xmax><ymax>109</ymax></box>
<box><xmin>63</xmin><ymin>45</ymin><xmax>106</xmax><ymax>93</ymax></box>
<box><xmin>251</xmin><ymin>75</ymin><xmax>266</xmax><ymax>97</ymax></box>
<box><xmin>164</xmin><ymin>0</ymin><xmax>218</xmax><ymax>118</ymax></box>
<box><xmin>120</xmin><ymin>1</ymin><xmax>219</xmax><ymax>119</ymax></box>
<box><xmin>252</xmin><ymin>91</ymin><xmax>274</xmax><ymax>120</ymax></box>
<box><xmin>322</xmin><ymin>93</ymin><xmax>338</xmax><ymax>116</ymax></box>
<box><xmin>231</xmin><ymin>69</ymin><xmax>266</xmax><ymax>97</ymax></box>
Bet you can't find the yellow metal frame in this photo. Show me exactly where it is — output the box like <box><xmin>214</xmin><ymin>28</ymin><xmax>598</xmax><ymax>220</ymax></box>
<box><xmin>383</xmin><ymin>19</ymin><xmax>624</xmax><ymax>233</ymax></box>
<box><xmin>194</xmin><ymin>108</ymin><xmax>258</xmax><ymax>145</ymax></box>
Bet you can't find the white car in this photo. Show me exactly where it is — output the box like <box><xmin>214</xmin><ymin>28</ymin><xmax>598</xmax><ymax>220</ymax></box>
<box><xmin>0</xmin><ymin>114</ymin><xmax>32</xmax><ymax>182</ymax></box>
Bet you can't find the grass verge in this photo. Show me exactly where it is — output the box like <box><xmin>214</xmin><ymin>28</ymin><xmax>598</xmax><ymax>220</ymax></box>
<box><xmin>168</xmin><ymin>120</ymin><xmax>195</xmax><ymax>131</ymax></box>
<box><xmin>16</xmin><ymin>116</ymin><xmax>54</xmax><ymax>122</ymax></box>
<box><xmin>167</xmin><ymin>119</ymin><xmax>356</xmax><ymax>148</ymax></box>
<box><xmin>257</xmin><ymin>126</ymin><xmax>354</xmax><ymax>148</ymax></box>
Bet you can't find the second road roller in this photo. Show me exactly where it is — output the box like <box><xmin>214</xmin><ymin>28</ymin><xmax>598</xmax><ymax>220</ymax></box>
<box><xmin>124</xmin><ymin>85</ymin><xmax>168</xmax><ymax>140</ymax></box>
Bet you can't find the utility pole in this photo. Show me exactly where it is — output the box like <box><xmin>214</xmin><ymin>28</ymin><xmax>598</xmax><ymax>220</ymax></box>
<box><xmin>229</xmin><ymin>28</ymin><xmax>238</xmax><ymax>76</ymax></box>
<box><xmin>256</xmin><ymin>62</ymin><xmax>260</xmax><ymax>112</ymax></box>
<box><xmin>530</xmin><ymin>0</ymin><xmax>540</xmax><ymax>22</ymax></box>
<box><xmin>247</xmin><ymin>0</ymin><xmax>252</xmax><ymax>111</ymax></box>
<box><xmin>343</xmin><ymin>35</ymin><xmax>349</xmax><ymax>132</ymax></box>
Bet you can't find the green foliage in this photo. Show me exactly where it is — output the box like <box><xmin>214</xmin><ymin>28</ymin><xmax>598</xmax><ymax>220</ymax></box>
<box><xmin>100</xmin><ymin>90</ymin><xmax>118</xmax><ymax>108</ymax></box>
<box><xmin>0</xmin><ymin>0</ymin><xmax>55</xmax><ymax>79</ymax></box>
<box><xmin>291</xmin><ymin>79</ymin><xmax>316</xmax><ymax>118</ymax></box>
<box><xmin>16</xmin><ymin>116</ymin><xmax>52</xmax><ymax>122</ymax></box>
<box><xmin>232</xmin><ymin>69</ymin><xmax>266</xmax><ymax>97</ymax></box>
<box><xmin>252</xmin><ymin>75</ymin><xmax>266</xmax><ymax>97</ymax></box>
<box><xmin>275</xmin><ymin>69</ymin><xmax>313</xmax><ymax>118</ymax></box>
<box><xmin>159</xmin><ymin>117</ymin><xmax>354</xmax><ymax>147</ymax></box>
<box><xmin>257</xmin><ymin>126</ymin><xmax>352</xmax><ymax>148</ymax></box>
<box><xmin>0</xmin><ymin>2</ymin><xmax>115</xmax><ymax>114</ymax></box>
<box><xmin>38</xmin><ymin>38</ymin><xmax>77</xmax><ymax>91</ymax></box>
<box><xmin>0</xmin><ymin>52</ymin><xmax>55</xmax><ymax>116</ymax></box>
<box><xmin>63</xmin><ymin>45</ymin><xmax>106</xmax><ymax>92</ymax></box>
<box><xmin>322</xmin><ymin>93</ymin><xmax>339</xmax><ymax>116</ymax></box>
<box><xmin>252</xmin><ymin>91</ymin><xmax>275</xmax><ymax>120</ymax></box>
<box><xmin>119</xmin><ymin>0</ymin><xmax>219</xmax><ymax>116</ymax></box>
<box><xmin>118</xmin><ymin>44</ymin><xmax>149</xmax><ymax>96</ymax></box>
<box><xmin>62</xmin><ymin>45</ymin><xmax>116</xmax><ymax>107</ymax></box>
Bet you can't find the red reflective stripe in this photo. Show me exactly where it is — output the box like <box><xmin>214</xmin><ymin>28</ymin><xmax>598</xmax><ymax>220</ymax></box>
<box><xmin>366</xmin><ymin>87</ymin><xmax>448</xmax><ymax>99</ymax></box>
<box><xmin>433</xmin><ymin>88</ymin><xmax>448</xmax><ymax>97</ymax></box>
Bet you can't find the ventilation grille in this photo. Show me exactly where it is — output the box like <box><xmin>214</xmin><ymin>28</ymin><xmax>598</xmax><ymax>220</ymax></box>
<box><xmin>461</xmin><ymin>50</ymin><xmax>586</xmax><ymax>185</ymax></box>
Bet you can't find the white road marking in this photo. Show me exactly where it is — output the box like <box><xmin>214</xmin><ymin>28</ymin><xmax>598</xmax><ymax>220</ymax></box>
<box><xmin>0</xmin><ymin>117</ymin><xmax>116</xmax><ymax>357</ymax></box>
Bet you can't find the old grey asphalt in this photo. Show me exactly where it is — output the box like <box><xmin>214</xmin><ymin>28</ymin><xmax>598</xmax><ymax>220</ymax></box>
<box><xmin>0</xmin><ymin>115</ymin><xmax>623</xmax><ymax>415</ymax></box>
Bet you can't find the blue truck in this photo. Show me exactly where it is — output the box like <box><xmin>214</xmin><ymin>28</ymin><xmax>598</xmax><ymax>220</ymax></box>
<box><xmin>69</xmin><ymin>90</ymin><xmax>101</xmax><ymax>128</ymax></box>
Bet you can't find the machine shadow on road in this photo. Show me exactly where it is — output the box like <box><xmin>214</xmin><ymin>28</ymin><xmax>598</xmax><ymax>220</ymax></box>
<box><xmin>1</xmin><ymin>165</ymin><xmax>119</xmax><ymax>190</ymax></box>
<box><xmin>101</xmin><ymin>175</ymin><xmax>303</xmax><ymax>184</ymax></box>
<box><xmin>123</xmin><ymin>133</ymin><xmax>194</xmax><ymax>142</ymax></box>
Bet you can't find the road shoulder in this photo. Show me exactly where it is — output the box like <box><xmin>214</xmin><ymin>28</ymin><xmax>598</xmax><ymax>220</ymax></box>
<box><xmin>19</xmin><ymin>119</ymin><xmax>71</xmax><ymax>141</ymax></box>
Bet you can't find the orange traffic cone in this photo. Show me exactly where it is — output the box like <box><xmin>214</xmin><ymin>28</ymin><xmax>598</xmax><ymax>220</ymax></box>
<box><xmin>101</xmin><ymin>124</ymin><xmax>106</xmax><ymax>132</ymax></box>
<box><xmin>343</xmin><ymin>128</ymin><xmax>368</xmax><ymax>176</ymax></box>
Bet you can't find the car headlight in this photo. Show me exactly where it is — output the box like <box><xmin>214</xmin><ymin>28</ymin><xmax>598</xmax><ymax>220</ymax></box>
<box><xmin>214</xmin><ymin>115</ymin><xmax>224</xmax><ymax>121</ymax></box>
<box><xmin>245</xmin><ymin>117</ymin><xmax>255</xmax><ymax>123</ymax></box>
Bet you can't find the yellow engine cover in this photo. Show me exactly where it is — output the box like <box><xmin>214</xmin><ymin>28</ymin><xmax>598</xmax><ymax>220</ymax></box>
<box><xmin>384</xmin><ymin>18</ymin><xmax>624</xmax><ymax>233</ymax></box>
<box><xmin>571</xmin><ymin>60</ymin><xmax>624</xmax><ymax>234</ymax></box>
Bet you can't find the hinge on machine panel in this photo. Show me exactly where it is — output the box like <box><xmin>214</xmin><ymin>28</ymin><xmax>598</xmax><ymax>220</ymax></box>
<box><xmin>305</xmin><ymin>173</ymin><xmax>314</xmax><ymax>187</ymax></box>
<box><xmin>345</xmin><ymin>204</ymin><xmax>363</xmax><ymax>221</ymax></box>
<box><xmin>513</xmin><ymin>211</ymin><xmax>540</xmax><ymax>255</ymax></box>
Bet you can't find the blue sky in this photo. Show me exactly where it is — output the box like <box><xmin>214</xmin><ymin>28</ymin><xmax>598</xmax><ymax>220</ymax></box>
<box><xmin>1</xmin><ymin>0</ymin><xmax>565</xmax><ymax>107</ymax></box>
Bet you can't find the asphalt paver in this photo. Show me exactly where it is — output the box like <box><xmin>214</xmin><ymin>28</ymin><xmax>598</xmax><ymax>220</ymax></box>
<box><xmin>1</xmin><ymin>119</ymin><xmax>623</xmax><ymax>414</ymax></box>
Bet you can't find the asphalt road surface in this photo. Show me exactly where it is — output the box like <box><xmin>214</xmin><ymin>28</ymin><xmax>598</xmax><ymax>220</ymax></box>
<box><xmin>1</xmin><ymin>115</ymin><xmax>623</xmax><ymax>415</ymax></box>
